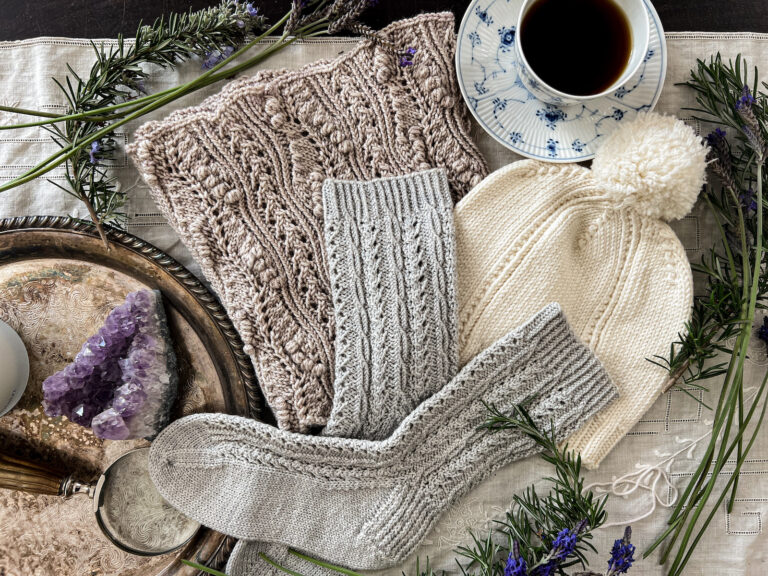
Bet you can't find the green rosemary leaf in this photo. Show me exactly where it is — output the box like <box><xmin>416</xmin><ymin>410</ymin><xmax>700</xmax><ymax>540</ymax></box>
<box><xmin>180</xmin><ymin>559</ymin><xmax>229</xmax><ymax>576</ymax></box>
<box><xmin>447</xmin><ymin>405</ymin><xmax>609</xmax><ymax>576</ymax></box>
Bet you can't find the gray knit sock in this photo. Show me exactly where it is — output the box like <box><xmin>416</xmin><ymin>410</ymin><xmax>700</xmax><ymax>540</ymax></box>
<box><xmin>150</xmin><ymin>304</ymin><xmax>617</xmax><ymax>570</ymax></box>
<box><xmin>322</xmin><ymin>169</ymin><xmax>458</xmax><ymax>440</ymax></box>
<box><xmin>227</xmin><ymin>169</ymin><xmax>459</xmax><ymax>576</ymax></box>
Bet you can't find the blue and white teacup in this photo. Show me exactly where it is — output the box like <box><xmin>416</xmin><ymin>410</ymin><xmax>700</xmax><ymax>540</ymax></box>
<box><xmin>515</xmin><ymin>0</ymin><xmax>650</xmax><ymax>105</ymax></box>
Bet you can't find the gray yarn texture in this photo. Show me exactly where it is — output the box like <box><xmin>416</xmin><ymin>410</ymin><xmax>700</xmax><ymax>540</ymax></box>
<box><xmin>227</xmin><ymin>169</ymin><xmax>459</xmax><ymax>576</ymax></box>
<box><xmin>228</xmin><ymin>541</ymin><xmax>326</xmax><ymax>576</ymax></box>
<box><xmin>322</xmin><ymin>169</ymin><xmax>458</xmax><ymax>440</ymax></box>
<box><xmin>149</xmin><ymin>303</ymin><xmax>617</xmax><ymax>570</ymax></box>
<box><xmin>227</xmin><ymin>170</ymin><xmax>459</xmax><ymax>574</ymax></box>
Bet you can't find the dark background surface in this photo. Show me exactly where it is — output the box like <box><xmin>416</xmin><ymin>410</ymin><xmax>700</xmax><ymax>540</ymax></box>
<box><xmin>0</xmin><ymin>0</ymin><xmax>766</xmax><ymax>40</ymax></box>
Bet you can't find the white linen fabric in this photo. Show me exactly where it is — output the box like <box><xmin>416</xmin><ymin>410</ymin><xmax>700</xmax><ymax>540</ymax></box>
<box><xmin>1</xmin><ymin>31</ymin><xmax>767</xmax><ymax>575</ymax></box>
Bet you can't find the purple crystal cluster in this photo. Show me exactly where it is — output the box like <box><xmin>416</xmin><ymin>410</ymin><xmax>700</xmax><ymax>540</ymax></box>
<box><xmin>42</xmin><ymin>289</ymin><xmax>178</xmax><ymax>440</ymax></box>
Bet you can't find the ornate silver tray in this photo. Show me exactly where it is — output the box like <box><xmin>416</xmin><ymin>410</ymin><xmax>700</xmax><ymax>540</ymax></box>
<box><xmin>0</xmin><ymin>216</ymin><xmax>263</xmax><ymax>576</ymax></box>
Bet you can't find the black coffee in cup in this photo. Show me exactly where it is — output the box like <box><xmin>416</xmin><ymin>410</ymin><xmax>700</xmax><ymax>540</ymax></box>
<box><xmin>520</xmin><ymin>0</ymin><xmax>633</xmax><ymax>96</ymax></box>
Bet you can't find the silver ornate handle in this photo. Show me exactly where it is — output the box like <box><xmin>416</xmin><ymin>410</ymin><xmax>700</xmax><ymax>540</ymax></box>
<box><xmin>59</xmin><ymin>475</ymin><xmax>96</xmax><ymax>499</ymax></box>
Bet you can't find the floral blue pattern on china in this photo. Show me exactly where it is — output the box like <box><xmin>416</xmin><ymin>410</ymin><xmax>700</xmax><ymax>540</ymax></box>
<box><xmin>455</xmin><ymin>0</ymin><xmax>667</xmax><ymax>162</ymax></box>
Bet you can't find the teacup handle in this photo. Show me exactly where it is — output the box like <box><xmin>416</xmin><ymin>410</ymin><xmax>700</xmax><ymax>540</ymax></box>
<box><xmin>0</xmin><ymin>452</ymin><xmax>92</xmax><ymax>497</ymax></box>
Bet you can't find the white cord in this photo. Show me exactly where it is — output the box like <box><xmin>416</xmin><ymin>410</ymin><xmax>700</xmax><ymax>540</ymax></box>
<box><xmin>584</xmin><ymin>431</ymin><xmax>712</xmax><ymax>528</ymax></box>
<box><xmin>585</xmin><ymin>386</ymin><xmax>760</xmax><ymax>528</ymax></box>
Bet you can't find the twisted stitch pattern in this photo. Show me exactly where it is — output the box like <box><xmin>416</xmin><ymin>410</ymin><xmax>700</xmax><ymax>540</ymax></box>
<box><xmin>322</xmin><ymin>170</ymin><xmax>458</xmax><ymax>440</ymax></box>
<box><xmin>128</xmin><ymin>13</ymin><xmax>488</xmax><ymax>432</ymax></box>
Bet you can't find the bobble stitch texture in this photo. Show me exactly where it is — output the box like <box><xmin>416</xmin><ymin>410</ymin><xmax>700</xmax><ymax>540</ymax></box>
<box><xmin>129</xmin><ymin>13</ymin><xmax>487</xmax><ymax>431</ymax></box>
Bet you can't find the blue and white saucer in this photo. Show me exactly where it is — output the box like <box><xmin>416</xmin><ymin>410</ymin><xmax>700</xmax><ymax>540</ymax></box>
<box><xmin>455</xmin><ymin>0</ymin><xmax>666</xmax><ymax>162</ymax></box>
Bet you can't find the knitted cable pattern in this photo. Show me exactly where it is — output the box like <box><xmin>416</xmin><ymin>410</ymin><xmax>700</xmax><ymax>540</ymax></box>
<box><xmin>128</xmin><ymin>12</ymin><xmax>488</xmax><ymax>432</ymax></box>
<box><xmin>322</xmin><ymin>170</ymin><xmax>458</xmax><ymax>440</ymax></box>
<box><xmin>228</xmin><ymin>170</ymin><xmax>460</xmax><ymax>575</ymax></box>
<box><xmin>148</xmin><ymin>304</ymin><xmax>618</xmax><ymax>569</ymax></box>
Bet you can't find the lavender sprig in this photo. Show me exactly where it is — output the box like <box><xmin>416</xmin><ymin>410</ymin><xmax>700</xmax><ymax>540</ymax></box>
<box><xmin>572</xmin><ymin>528</ymin><xmax>634</xmax><ymax>576</ymax></box>
<box><xmin>647</xmin><ymin>54</ymin><xmax>768</xmax><ymax>576</ymax></box>
<box><xmin>284</xmin><ymin>0</ymin><xmax>370</xmax><ymax>35</ymax></box>
<box><xmin>735</xmin><ymin>85</ymin><xmax>766</xmax><ymax>159</ymax></box>
<box><xmin>505</xmin><ymin>541</ymin><xmax>528</xmax><ymax>576</ymax></box>
<box><xmin>706</xmin><ymin>128</ymin><xmax>736</xmax><ymax>191</ymax></box>
<box><xmin>40</xmin><ymin>0</ymin><xmax>267</xmax><ymax>246</ymax></box>
<box><xmin>202</xmin><ymin>46</ymin><xmax>236</xmax><ymax>69</ymax></box>
<box><xmin>606</xmin><ymin>527</ymin><xmax>635</xmax><ymax>575</ymax></box>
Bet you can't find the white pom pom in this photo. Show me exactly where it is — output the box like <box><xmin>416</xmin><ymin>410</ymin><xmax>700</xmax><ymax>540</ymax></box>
<box><xmin>591</xmin><ymin>112</ymin><xmax>708</xmax><ymax>221</ymax></box>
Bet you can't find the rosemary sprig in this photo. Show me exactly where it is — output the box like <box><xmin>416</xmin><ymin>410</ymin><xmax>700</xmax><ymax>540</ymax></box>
<box><xmin>643</xmin><ymin>54</ymin><xmax>768</xmax><ymax>576</ymax></box>
<box><xmin>12</xmin><ymin>1</ymin><xmax>267</xmax><ymax>246</ymax></box>
<box><xmin>181</xmin><ymin>405</ymin><xmax>628</xmax><ymax>576</ymax></box>
<box><xmin>455</xmin><ymin>404</ymin><xmax>608</xmax><ymax>576</ymax></box>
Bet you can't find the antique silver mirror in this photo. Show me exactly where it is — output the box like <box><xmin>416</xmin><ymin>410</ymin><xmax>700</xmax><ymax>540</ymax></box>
<box><xmin>0</xmin><ymin>446</ymin><xmax>200</xmax><ymax>556</ymax></box>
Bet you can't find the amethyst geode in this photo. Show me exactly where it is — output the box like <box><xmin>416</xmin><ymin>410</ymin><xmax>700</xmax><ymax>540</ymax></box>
<box><xmin>42</xmin><ymin>289</ymin><xmax>178</xmax><ymax>440</ymax></box>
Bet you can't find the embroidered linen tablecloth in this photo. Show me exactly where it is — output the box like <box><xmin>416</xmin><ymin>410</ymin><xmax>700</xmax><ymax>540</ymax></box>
<box><xmin>1</xmin><ymin>31</ymin><xmax>767</xmax><ymax>576</ymax></box>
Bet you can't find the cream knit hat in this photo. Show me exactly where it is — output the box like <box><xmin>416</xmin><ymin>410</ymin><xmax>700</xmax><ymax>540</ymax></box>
<box><xmin>455</xmin><ymin>113</ymin><xmax>707</xmax><ymax>468</ymax></box>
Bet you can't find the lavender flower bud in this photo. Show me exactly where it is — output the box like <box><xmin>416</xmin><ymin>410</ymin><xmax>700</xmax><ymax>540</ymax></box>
<box><xmin>327</xmin><ymin>0</ymin><xmax>371</xmax><ymax>34</ymax></box>
<box><xmin>607</xmin><ymin>526</ymin><xmax>635</xmax><ymax>575</ymax></box>
<box><xmin>504</xmin><ymin>542</ymin><xmax>528</xmax><ymax>576</ymax></box>
<box><xmin>736</xmin><ymin>84</ymin><xmax>757</xmax><ymax>111</ymax></box>
<box><xmin>739</xmin><ymin>188</ymin><xmax>758</xmax><ymax>213</ymax></box>
<box><xmin>399</xmin><ymin>47</ymin><xmax>417</xmax><ymax>67</ymax></box>
<box><xmin>735</xmin><ymin>85</ymin><xmax>766</xmax><ymax>159</ymax></box>
<box><xmin>89</xmin><ymin>140</ymin><xmax>103</xmax><ymax>165</ymax></box>
<box><xmin>551</xmin><ymin>527</ymin><xmax>578</xmax><ymax>560</ymax></box>
<box><xmin>575</xmin><ymin>518</ymin><xmax>589</xmax><ymax>534</ymax></box>
<box><xmin>201</xmin><ymin>46</ymin><xmax>234</xmax><ymax>70</ymax></box>
<box><xmin>742</xmin><ymin>122</ymin><xmax>766</xmax><ymax>158</ymax></box>
<box><xmin>706</xmin><ymin>128</ymin><xmax>737</xmax><ymax>191</ymax></box>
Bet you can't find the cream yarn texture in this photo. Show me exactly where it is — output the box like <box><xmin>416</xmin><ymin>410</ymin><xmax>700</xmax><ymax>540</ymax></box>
<box><xmin>455</xmin><ymin>113</ymin><xmax>707</xmax><ymax>468</ymax></box>
<box><xmin>592</xmin><ymin>112</ymin><xmax>708</xmax><ymax>221</ymax></box>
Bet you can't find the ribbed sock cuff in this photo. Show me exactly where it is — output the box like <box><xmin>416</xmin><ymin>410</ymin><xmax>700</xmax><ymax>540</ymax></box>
<box><xmin>322</xmin><ymin>169</ymin><xmax>453</xmax><ymax>225</ymax></box>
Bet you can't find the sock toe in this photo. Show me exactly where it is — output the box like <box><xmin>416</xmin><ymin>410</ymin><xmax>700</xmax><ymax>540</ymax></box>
<box><xmin>148</xmin><ymin>413</ymin><xmax>253</xmax><ymax>536</ymax></box>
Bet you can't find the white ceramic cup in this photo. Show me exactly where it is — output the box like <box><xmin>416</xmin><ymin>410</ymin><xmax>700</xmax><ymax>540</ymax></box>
<box><xmin>515</xmin><ymin>0</ymin><xmax>650</xmax><ymax>105</ymax></box>
<box><xmin>0</xmin><ymin>319</ymin><xmax>29</xmax><ymax>417</ymax></box>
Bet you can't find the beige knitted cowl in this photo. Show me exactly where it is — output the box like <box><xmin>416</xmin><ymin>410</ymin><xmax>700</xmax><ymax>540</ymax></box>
<box><xmin>129</xmin><ymin>13</ymin><xmax>488</xmax><ymax>431</ymax></box>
